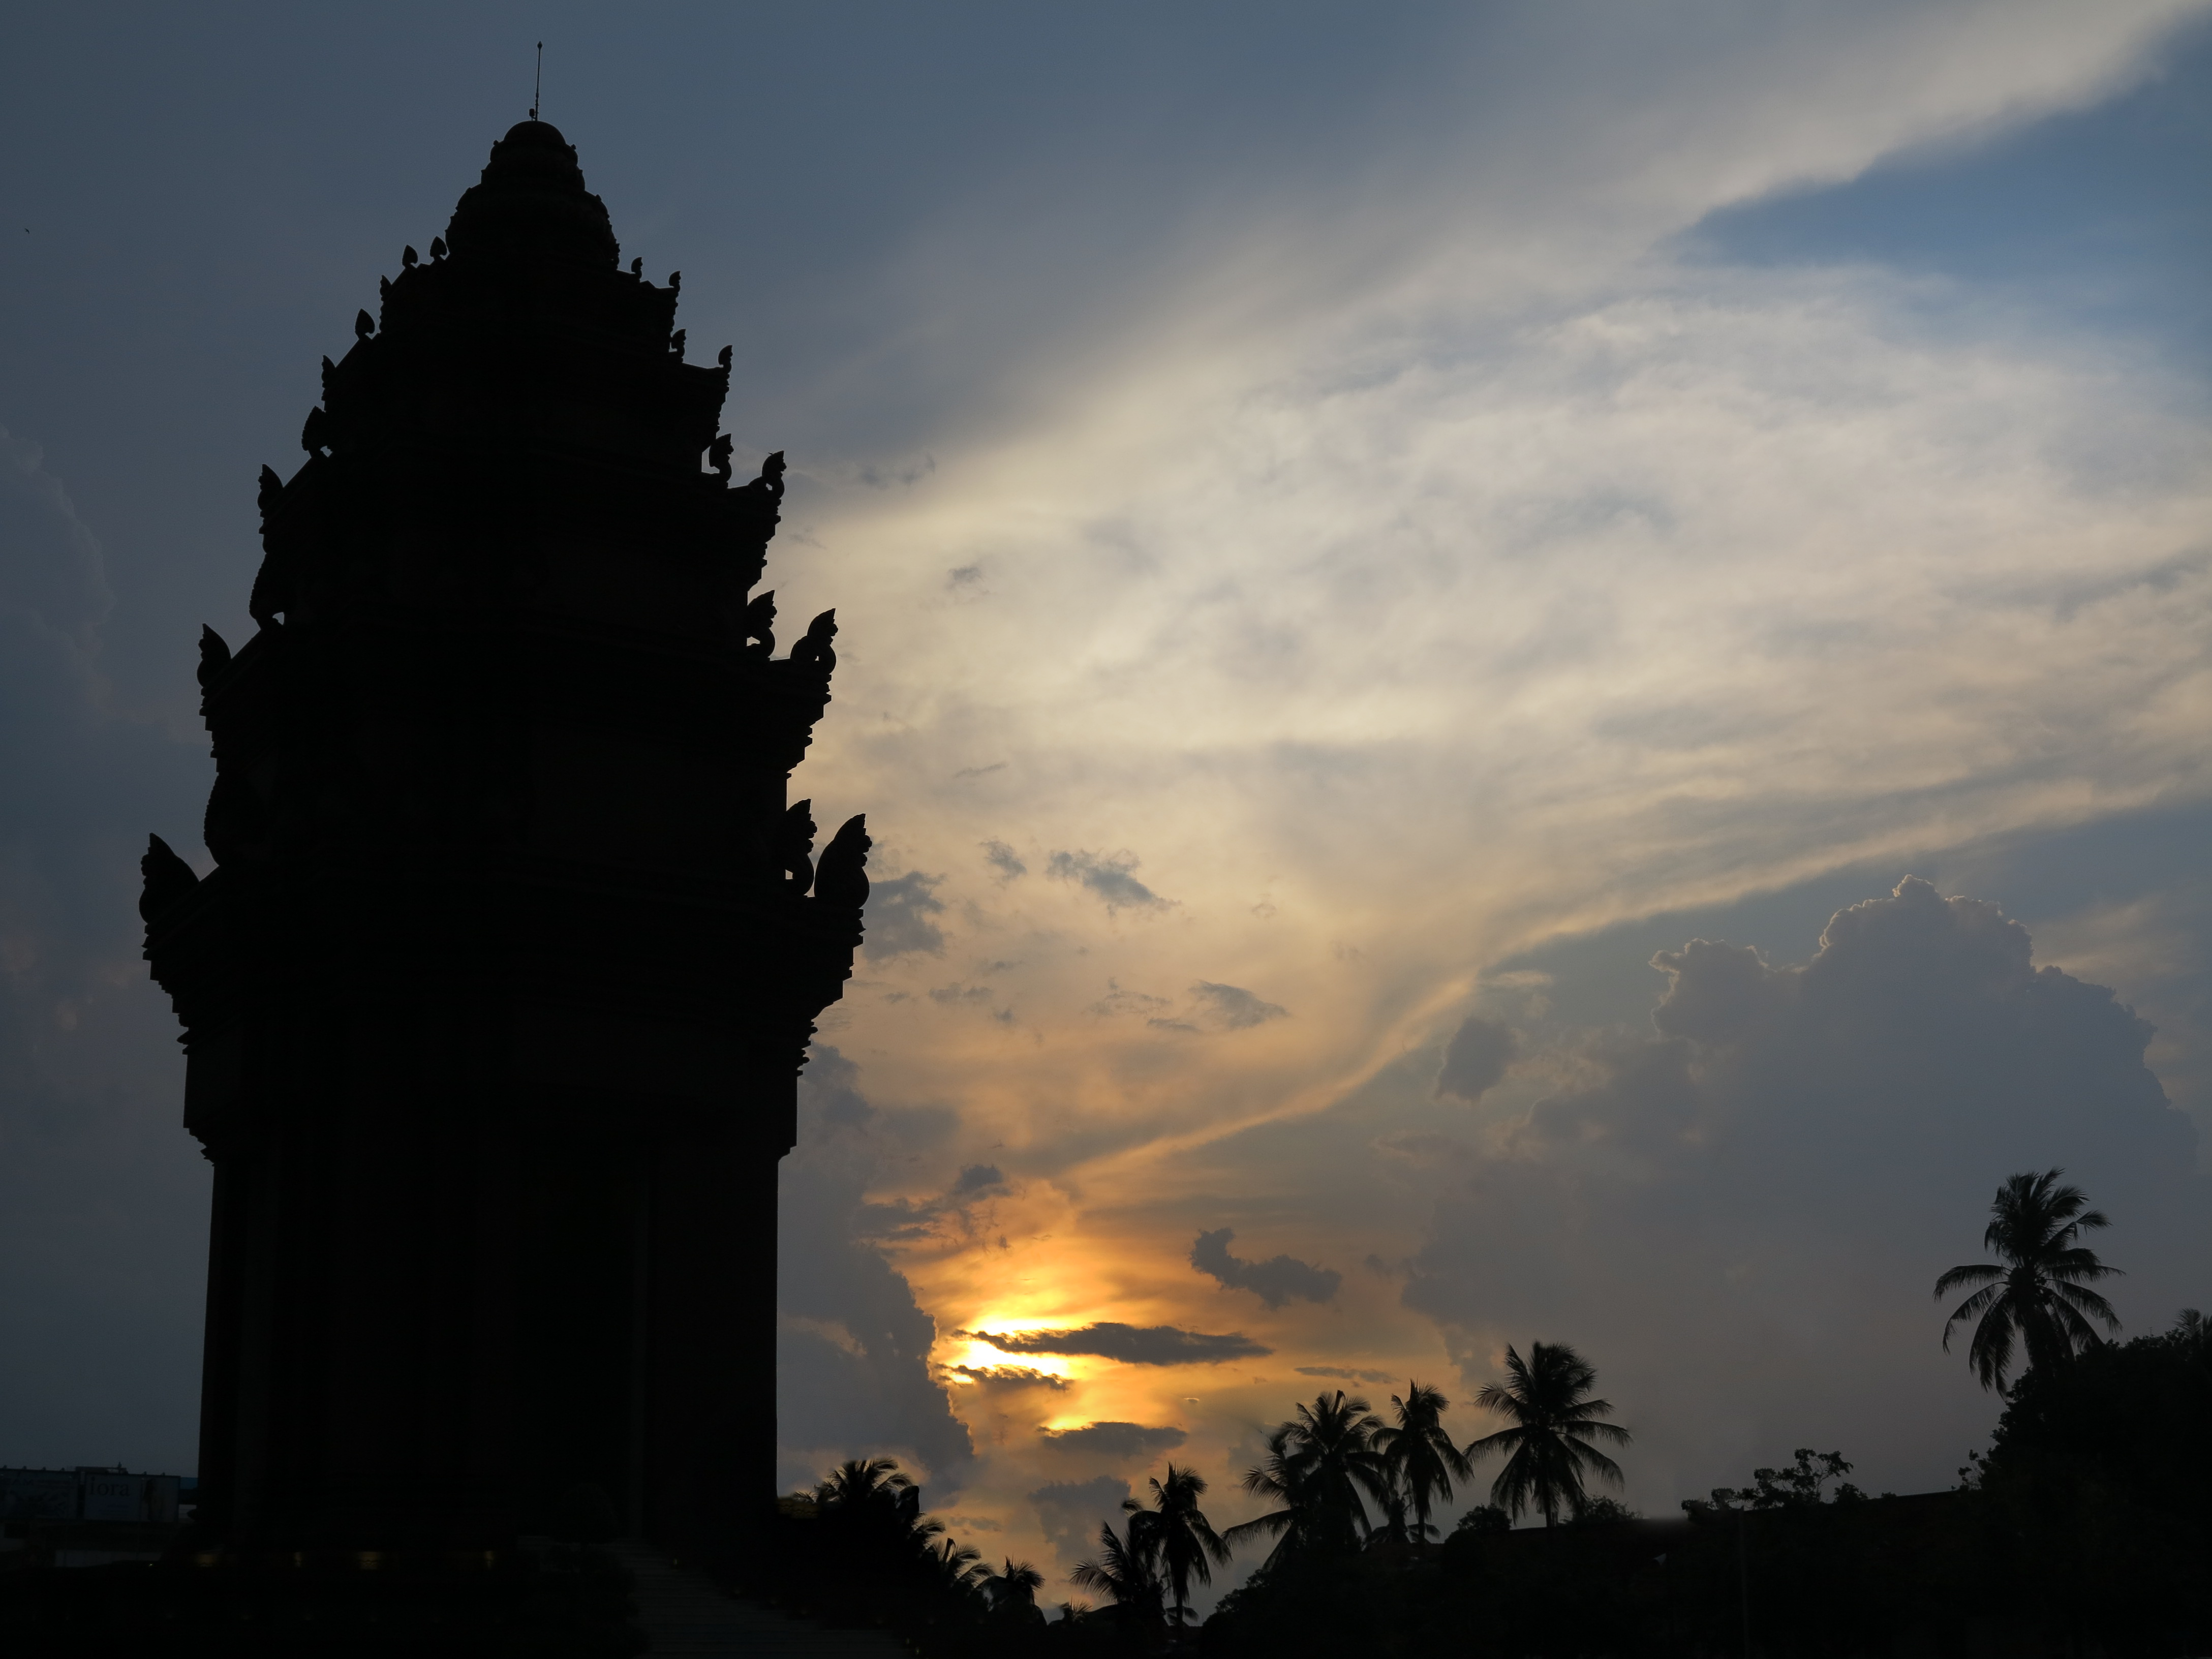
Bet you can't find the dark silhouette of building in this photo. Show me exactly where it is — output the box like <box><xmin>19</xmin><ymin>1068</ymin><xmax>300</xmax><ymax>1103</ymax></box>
<box><xmin>139</xmin><ymin>121</ymin><xmax>869</xmax><ymax>1557</ymax></box>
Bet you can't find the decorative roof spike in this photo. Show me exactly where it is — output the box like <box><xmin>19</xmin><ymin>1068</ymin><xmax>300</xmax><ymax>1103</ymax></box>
<box><xmin>402</xmin><ymin>244</ymin><xmax>418</xmax><ymax>269</ymax></box>
<box><xmin>429</xmin><ymin>235</ymin><xmax>447</xmax><ymax>261</ymax></box>
<box><xmin>197</xmin><ymin>625</ymin><xmax>233</xmax><ymax>689</ymax></box>
<box><xmin>354</xmin><ymin>309</ymin><xmax>375</xmax><ymax>342</ymax></box>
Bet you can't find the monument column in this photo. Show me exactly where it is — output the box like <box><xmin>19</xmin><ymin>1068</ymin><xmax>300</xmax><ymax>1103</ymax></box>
<box><xmin>142</xmin><ymin>120</ymin><xmax>868</xmax><ymax>1557</ymax></box>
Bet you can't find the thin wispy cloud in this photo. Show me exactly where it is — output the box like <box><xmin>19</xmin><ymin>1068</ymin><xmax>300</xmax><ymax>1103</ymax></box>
<box><xmin>963</xmin><ymin>1323</ymin><xmax>1271</xmax><ymax>1365</ymax></box>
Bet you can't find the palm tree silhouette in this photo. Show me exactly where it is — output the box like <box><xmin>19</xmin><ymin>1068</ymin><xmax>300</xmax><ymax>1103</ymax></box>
<box><xmin>813</xmin><ymin>1455</ymin><xmax>914</xmax><ymax>1517</ymax></box>
<box><xmin>924</xmin><ymin>1534</ymin><xmax>986</xmax><ymax>1597</ymax></box>
<box><xmin>1224</xmin><ymin>1390</ymin><xmax>1390</xmax><ymax>1564</ymax></box>
<box><xmin>1935</xmin><ymin>1168</ymin><xmax>2123</xmax><ymax>1392</ymax></box>
<box><xmin>1374</xmin><ymin>1380</ymin><xmax>1471</xmax><ymax>1544</ymax></box>
<box><xmin>1127</xmin><ymin>1464</ymin><xmax>1230</xmax><ymax>1626</ymax></box>
<box><xmin>1069</xmin><ymin>1518</ymin><xmax>1165</xmax><ymax>1630</ymax></box>
<box><xmin>1465</xmin><ymin>1341</ymin><xmax>1630</xmax><ymax>1527</ymax></box>
<box><xmin>981</xmin><ymin>1557</ymin><xmax>1045</xmax><ymax>1620</ymax></box>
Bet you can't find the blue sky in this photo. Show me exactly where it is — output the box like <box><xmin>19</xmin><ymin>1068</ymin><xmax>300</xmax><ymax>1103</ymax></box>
<box><xmin>4</xmin><ymin>0</ymin><xmax>2209</xmax><ymax>1600</ymax></box>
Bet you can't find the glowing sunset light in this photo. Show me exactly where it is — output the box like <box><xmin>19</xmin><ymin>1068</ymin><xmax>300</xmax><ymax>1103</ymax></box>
<box><xmin>7</xmin><ymin>4</ymin><xmax>2212</xmax><ymax>1632</ymax></box>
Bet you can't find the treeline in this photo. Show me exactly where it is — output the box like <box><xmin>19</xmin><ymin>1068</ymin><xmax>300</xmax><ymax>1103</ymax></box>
<box><xmin>766</xmin><ymin>1309</ymin><xmax>2208</xmax><ymax>1656</ymax></box>
<box><xmin>764</xmin><ymin>1171</ymin><xmax>2207</xmax><ymax>1655</ymax></box>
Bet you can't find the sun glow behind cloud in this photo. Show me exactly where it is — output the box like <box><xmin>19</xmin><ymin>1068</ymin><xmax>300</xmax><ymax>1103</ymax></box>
<box><xmin>2</xmin><ymin>0</ymin><xmax>2207</xmax><ymax>1617</ymax></box>
<box><xmin>764</xmin><ymin>1</ymin><xmax>2212</xmax><ymax>1593</ymax></box>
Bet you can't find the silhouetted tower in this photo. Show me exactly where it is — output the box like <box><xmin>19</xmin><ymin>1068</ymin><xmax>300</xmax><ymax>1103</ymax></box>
<box><xmin>139</xmin><ymin>121</ymin><xmax>870</xmax><ymax>1555</ymax></box>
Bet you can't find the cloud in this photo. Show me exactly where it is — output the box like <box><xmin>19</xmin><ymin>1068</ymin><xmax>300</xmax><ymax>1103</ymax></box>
<box><xmin>1</xmin><ymin>428</ymin><xmax>113</xmax><ymax>652</ymax></box>
<box><xmin>964</xmin><ymin>1322</ymin><xmax>1271</xmax><ymax>1365</ymax></box>
<box><xmin>1436</xmin><ymin>1015</ymin><xmax>1518</xmax><ymax>1102</ymax></box>
<box><xmin>1046</xmin><ymin>849</ymin><xmax>1172</xmax><ymax>914</ymax></box>
<box><xmin>950</xmin><ymin>1365</ymin><xmax>1070</xmax><ymax>1394</ymax></box>
<box><xmin>863</xmin><ymin>871</ymin><xmax>947</xmax><ymax>960</ymax></box>
<box><xmin>855</xmin><ymin>1159</ymin><xmax>1011</xmax><ymax>1247</ymax></box>
<box><xmin>1403</xmin><ymin>877</ymin><xmax>2211</xmax><ymax>1503</ymax></box>
<box><xmin>1189</xmin><ymin>1228</ymin><xmax>1340</xmax><ymax>1309</ymax></box>
<box><xmin>1035</xmin><ymin>1421</ymin><xmax>1188</xmax><ymax>1457</ymax></box>
<box><xmin>0</xmin><ymin>428</ymin><xmax>209</xmax><ymax>1474</ymax></box>
<box><xmin>1030</xmin><ymin>1476</ymin><xmax>1132</xmax><ymax>1575</ymax></box>
<box><xmin>981</xmin><ymin>839</ymin><xmax>1027</xmax><ymax>880</ymax></box>
<box><xmin>1295</xmin><ymin>1366</ymin><xmax>1401</xmax><ymax>1386</ymax></box>
<box><xmin>1191</xmin><ymin>982</ymin><xmax>1289</xmax><ymax>1030</ymax></box>
<box><xmin>779</xmin><ymin>1047</ymin><xmax>975</xmax><ymax>1493</ymax></box>
<box><xmin>929</xmin><ymin>982</ymin><xmax>995</xmax><ymax>1006</ymax></box>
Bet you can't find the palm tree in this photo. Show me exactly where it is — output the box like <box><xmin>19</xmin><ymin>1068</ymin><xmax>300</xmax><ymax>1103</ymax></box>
<box><xmin>1069</xmin><ymin>1518</ymin><xmax>1164</xmax><ymax>1629</ymax></box>
<box><xmin>924</xmin><ymin>1534</ymin><xmax>986</xmax><ymax>1596</ymax></box>
<box><xmin>1224</xmin><ymin>1391</ymin><xmax>1390</xmax><ymax>1564</ymax></box>
<box><xmin>814</xmin><ymin>1456</ymin><xmax>914</xmax><ymax>1517</ymax></box>
<box><xmin>1935</xmin><ymin>1169</ymin><xmax>2123</xmax><ymax>1393</ymax></box>
<box><xmin>1465</xmin><ymin>1341</ymin><xmax>1630</xmax><ymax>1527</ymax></box>
<box><xmin>1129</xmin><ymin>1464</ymin><xmax>1230</xmax><ymax>1626</ymax></box>
<box><xmin>981</xmin><ymin>1557</ymin><xmax>1045</xmax><ymax>1620</ymax></box>
<box><xmin>1374</xmin><ymin>1380</ymin><xmax>1471</xmax><ymax>1545</ymax></box>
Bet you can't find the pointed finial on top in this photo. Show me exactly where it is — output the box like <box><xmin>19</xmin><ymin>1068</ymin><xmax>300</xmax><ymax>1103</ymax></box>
<box><xmin>354</xmin><ymin>309</ymin><xmax>375</xmax><ymax>342</ymax></box>
<box><xmin>402</xmin><ymin>244</ymin><xmax>418</xmax><ymax>269</ymax></box>
<box><xmin>429</xmin><ymin>235</ymin><xmax>447</xmax><ymax>261</ymax></box>
<box><xmin>530</xmin><ymin>41</ymin><xmax>543</xmax><ymax>121</ymax></box>
<box><xmin>718</xmin><ymin>345</ymin><xmax>732</xmax><ymax>370</ymax></box>
<box><xmin>668</xmin><ymin>270</ymin><xmax>681</xmax><ymax>294</ymax></box>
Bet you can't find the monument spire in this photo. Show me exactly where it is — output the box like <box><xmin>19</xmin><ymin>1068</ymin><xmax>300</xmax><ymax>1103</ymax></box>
<box><xmin>144</xmin><ymin>121</ymin><xmax>868</xmax><ymax>1559</ymax></box>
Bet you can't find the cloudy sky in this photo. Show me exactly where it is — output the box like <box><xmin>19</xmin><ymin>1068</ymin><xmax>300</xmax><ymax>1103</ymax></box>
<box><xmin>5</xmin><ymin>0</ymin><xmax>2209</xmax><ymax>1605</ymax></box>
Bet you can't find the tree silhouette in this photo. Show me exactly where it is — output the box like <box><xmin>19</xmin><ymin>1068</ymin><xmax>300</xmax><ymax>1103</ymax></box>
<box><xmin>1465</xmin><ymin>1341</ymin><xmax>1630</xmax><ymax>1527</ymax></box>
<box><xmin>923</xmin><ymin>1534</ymin><xmax>985</xmax><ymax>1598</ymax></box>
<box><xmin>1069</xmin><ymin>1518</ymin><xmax>1165</xmax><ymax>1630</ymax></box>
<box><xmin>1225</xmin><ymin>1390</ymin><xmax>1390</xmax><ymax>1564</ymax></box>
<box><xmin>1128</xmin><ymin>1464</ymin><xmax>1231</xmax><ymax>1626</ymax></box>
<box><xmin>980</xmin><ymin>1557</ymin><xmax>1046</xmax><ymax>1622</ymax></box>
<box><xmin>813</xmin><ymin>1456</ymin><xmax>914</xmax><ymax>1519</ymax></box>
<box><xmin>1373</xmin><ymin>1380</ymin><xmax>1470</xmax><ymax>1544</ymax></box>
<box><xmin>1935</xmin><ymin>1169</ymin><xmax>2123</xmax><ymax>1393</ymax></box>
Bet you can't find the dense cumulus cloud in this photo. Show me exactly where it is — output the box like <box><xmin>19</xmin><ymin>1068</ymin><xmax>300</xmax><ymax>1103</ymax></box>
<box><xmin>1403</xmin><ymin>878</ymin><xmax>2210</xmax><ymax>1501</ymax></box>
<box><xmin>778</xmin><ymin>1047</ymin><xmax>975</xmax><ymax>1493</ymax></box>
<box><xmin>965</xmin><ymin>1322</ymin><xmax>1271</xmax><ymax>1365</ymax></box>
<box><xmin>1029</xmin><ymin>1477</ymin><xmax>1132</xmax><ymax>1576</ymax></box>
<box><xmin>1189</xmin><ymin>1228</ymin><xmax>1341</xmax><ymax>1309</ymax></box>
<box><xmin>1436</xmin><ymin>1016</ymin><xmax>1518</xmax><ymax>1102</ymax></box>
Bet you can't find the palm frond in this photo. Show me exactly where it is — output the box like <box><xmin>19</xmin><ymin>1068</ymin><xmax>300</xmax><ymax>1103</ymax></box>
<box><xmin>1933</xmin><ymin>1262</ymin><xmax>2003</xmax><ymax>1298</ymax></box>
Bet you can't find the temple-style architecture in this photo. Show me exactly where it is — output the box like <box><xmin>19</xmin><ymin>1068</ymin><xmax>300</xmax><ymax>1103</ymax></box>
<box><xmin>139</xmin><ymin>122</ymin><xmax>868</xmax><ymax>1556</ymax></box>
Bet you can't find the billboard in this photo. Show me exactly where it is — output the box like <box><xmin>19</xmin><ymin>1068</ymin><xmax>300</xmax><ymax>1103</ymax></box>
<box><xmin>0</xmin><ymin>1467</ymin><xmax>183</xmax><ymax>1524</ymax></box>
<box><xmin>0</xmin><ymin>1469</ymin><xmax>79</xmax><ymax>1521</ymax></box>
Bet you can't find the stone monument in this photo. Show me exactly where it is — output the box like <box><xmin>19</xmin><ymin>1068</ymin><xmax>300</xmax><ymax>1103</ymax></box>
<box><xmin>139</xmin><ymin>121</ymin><xmax>867</xmax><ymax>1558</ymax></box>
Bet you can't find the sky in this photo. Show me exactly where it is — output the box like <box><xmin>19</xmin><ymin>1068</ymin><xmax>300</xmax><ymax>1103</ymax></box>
<box><xmin>4</xmin><ymin>0</ymin><xmax>2210</xmax><ymax>1609</ymax></box>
